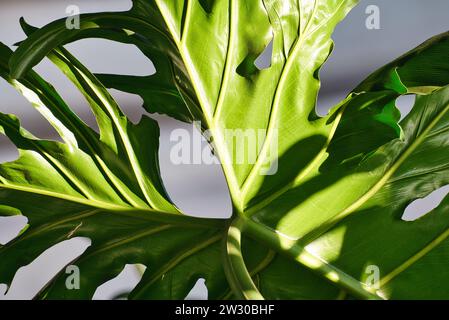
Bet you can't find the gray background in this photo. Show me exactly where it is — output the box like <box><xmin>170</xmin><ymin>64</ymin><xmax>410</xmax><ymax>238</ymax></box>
<box><xmin>1</xmin><ymin>0</ymin><xmax>449</xmax><ymax>299</ymax></box>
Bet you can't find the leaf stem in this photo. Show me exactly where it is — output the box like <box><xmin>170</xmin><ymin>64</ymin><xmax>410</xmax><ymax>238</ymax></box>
<box><xmin>223</xmin><ymin>218</ymin><xmax>264</xmax><ymax>300</ymax></box>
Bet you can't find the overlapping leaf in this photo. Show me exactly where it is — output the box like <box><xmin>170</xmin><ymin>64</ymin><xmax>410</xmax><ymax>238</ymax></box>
<box><xmin>0</xmin><ymin>42</ymin><xmax>229</xmax><ymax>299</ymax></box>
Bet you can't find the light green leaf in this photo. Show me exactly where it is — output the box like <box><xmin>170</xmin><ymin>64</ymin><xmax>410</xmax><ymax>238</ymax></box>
<box><xmin>4</xmin><ymin>0</ymin><xmax>449</xmax><ymax>300</ymax></box>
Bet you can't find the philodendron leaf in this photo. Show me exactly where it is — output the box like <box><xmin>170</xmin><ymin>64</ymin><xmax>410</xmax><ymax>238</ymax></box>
<box><xmin>3</xmin><ymin>0</ymin><xmax>449</xmax><ymax>300</ymax></box>
<box><xmin>0</xmin><ymin>43</ymin><xmax>232</xmax><ymax>299</ymax></box>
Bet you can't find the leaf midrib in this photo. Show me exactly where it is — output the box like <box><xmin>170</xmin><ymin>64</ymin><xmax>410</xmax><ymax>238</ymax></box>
<box><xmin>0</xmin><ymin>182</ymin><xmax>128</xmax><ymax>211</ymax></box>
<box><xmin>379</xmin><ymin>226</ymin><xmax>449</xmax><ymax>288</ymax></box>
<box><xmin>154</xmin><ymin>0</ymin><xmax>242</xmax><ymax>208</ymax></box>
<box><xmin>212</xmin><ymin>0</ymin><xmax>237</xmax><ymax>122</ymax></box>
<box><xmin>240</xmin><ymin>0</ymin><xmax>321</xmax><ymax>198</ymax></box>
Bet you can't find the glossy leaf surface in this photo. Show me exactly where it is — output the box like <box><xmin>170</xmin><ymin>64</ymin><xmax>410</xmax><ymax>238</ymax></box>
<box><xmin>2</xmin><ymin>0</ymin><xmax>449</xmax><ymax>299</ymax></box>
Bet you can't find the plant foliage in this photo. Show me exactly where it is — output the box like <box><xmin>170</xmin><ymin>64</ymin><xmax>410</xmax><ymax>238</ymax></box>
<box><xmin>2</xmin><ymin>0</ymin><xmax>449</xmax><ymax>299</ymax></box>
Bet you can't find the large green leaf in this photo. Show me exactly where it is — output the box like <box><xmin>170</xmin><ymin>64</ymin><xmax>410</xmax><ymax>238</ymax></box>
<box><xmin>302</xmin><ymin>86</ymin><xmax>449</xmax><ymax>299</ymax></box>
<box><xmin>9</xmin><ymin>0</ymin><xmax>364</xmax><ymax>210</ymax></box>
<box><xmin>3</xmin><ymin>0</ymin><xmax>449</xmax><ymax>299</ymax></box>
<box><xmin>0</xmin><ymin>42</ymin><xmax>229</xmax><ymax>299</ymax></box>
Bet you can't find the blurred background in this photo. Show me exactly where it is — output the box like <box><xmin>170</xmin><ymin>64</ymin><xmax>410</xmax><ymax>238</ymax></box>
<box><xmin>1</xmin><ymin>0</ymin><xmax>449</xmax><ymax>299</ymax></box>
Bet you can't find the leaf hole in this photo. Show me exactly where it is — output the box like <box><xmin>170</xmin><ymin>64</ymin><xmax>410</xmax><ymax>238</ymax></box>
<box><xmin>157</xmin><ymin>115</ymin><xmax>232</xmax><ymax>218</ymax></box>
<box><xmin>185</xmin><ymin>278</ymin><xmax>208</xmax><ymax>300</ymax></box>
<box><xmin>402</xmin><ymin>185</ymin><xmax>449</xmax><ymax>221</ymax></box>
<box><xmin>396</xmin><ymin>94</ymin><xmax>416</xmax><ymax>121</ymax></box>
<box><xmin>0</xmin><ymin>215</ymin><xmax>28</xmax><ymax>245</ymax></box>
<box><xmin>0</xmin><ymin>284</ymin><xmax>6</xmax><ymax>296</ymax></box>
<box><xmin>25</xmin><ymin>57</ymin><xmax>100</xmax><ymax>136</ymax></box>
<box><xmin>65</xmin><ymin>39</ymin><xmax>154</xmax><ymax>77</ymax></box>
<box><xmin>1</xmin><ymin>237</ymin><xmax>90</xmax><ymax>300</ymax></box>
<box><xmin>0</xmin><ymin>134</ymin><xmax>19</xmax><ymax>163</ymax></box>
<box><xmin>21</xmin><ymin>39</ymin><xmax>157</xmax><ymax>140</ymax></box>
<box><xmin>59</xmin><ymin>39</ymin><xmax>156</xmax><ymax>130</ymax></box>
<box><xmin>108</xmin><ymin>89</ymin><xmax>147</xmax><ymax>125</ymax></box>
<box><xmin>254</xmin><ymin>40</ymin><xmax>273</xmax><ymax>70</ymax></box>
<box><xmin>237</xmin><ymin>40</ymin><xmax>273</xmax><ymax>77</ymax></box>
<box><xmin>0</xmin><ymin>78</ymin><xmax>63</xmax><ymax>141</ymax></box>
<box><xmin>93</xmin><ymin>264</ymin><xmax>146</xmax><ymax>300</ymax></box>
